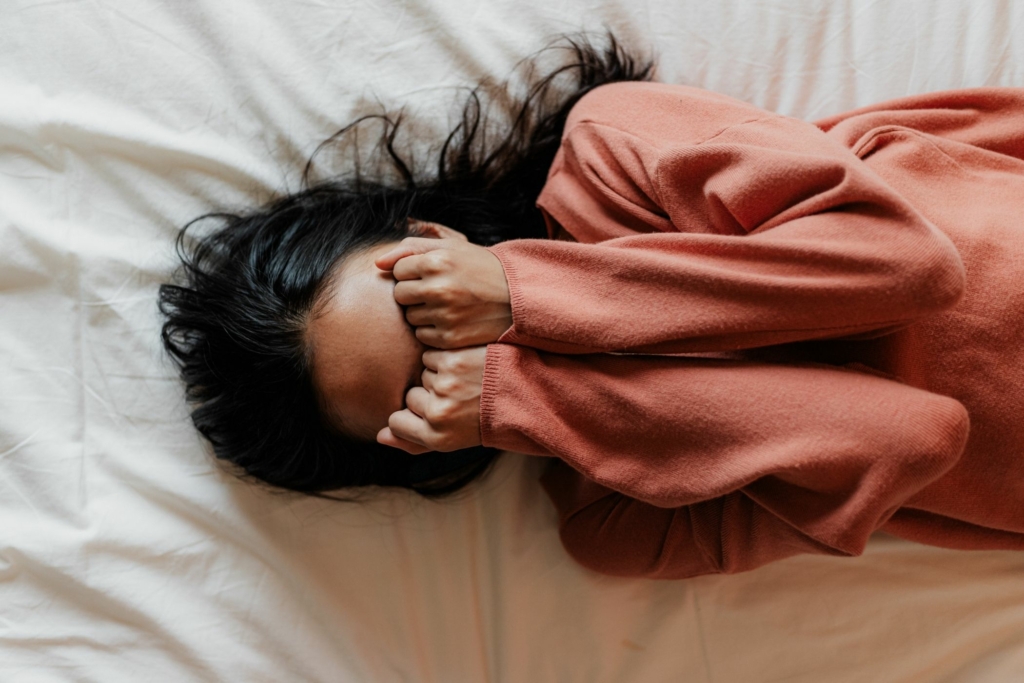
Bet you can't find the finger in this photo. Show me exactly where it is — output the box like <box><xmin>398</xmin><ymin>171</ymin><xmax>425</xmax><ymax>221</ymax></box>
<box><xmin>404</xmin><ymin>304</ymin><xmax>433</xmax><ymax>327</ymax></box>
<box><xmin>415</xmin><ymin>325</ymin><xmax>456</xmax><ymax>350</ymax></box>
<box><xmin>393</xmin><ymin>253</ymin><xmax>438</xmax><ymax>282</ymax></box>
<box><xmin>376</xmin><ymin>426</ymin><xmax>432</xmax><ymax>455</ymax></box>
<box><xmin>405</xmin><ymin>304</ymin><xmax>454</xmax><ymax>327</ymax></box>
<box><xmin>386</xmin><ymin>408</ymin><xmax>433</xmax><ymax>449</ymax></box>
<box><xmin>393</xmin><ymin>280</ymin><xmax>427</xmax><ymax>306</ymax></box>
<box><xmin>419</xmin><ymin>368</ymin><xmax>439</xmax><ymax>392</ymax></box>
<box><xmin>411</xmin><ymin>219</ymin><xmax>470</xmax><ymax>242</ymax></box>
<box><xmin>439</xmin><ymin>227</ymin><xmax>469</xmax><ymax>242</ymax></box>
<box><xmin>375</xmin><ymin>237</ymin><xmax>448</xmax><ymax>272</ymax></box>
<box><xmin>403</xmin><ymin>386</ymin><xmax>433</xmax><ymax>420</ymax></box>
<box><xmin>422</xmin><ymin>348</ymin><xmax>445</xmax><ymax>371</ymax></box>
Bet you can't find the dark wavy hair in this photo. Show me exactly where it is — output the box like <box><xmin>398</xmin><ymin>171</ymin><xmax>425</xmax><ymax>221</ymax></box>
<box><xmin>158</xmin><ymin>32</ymin><xmax>655</xmax><ymax>498</ymax></box>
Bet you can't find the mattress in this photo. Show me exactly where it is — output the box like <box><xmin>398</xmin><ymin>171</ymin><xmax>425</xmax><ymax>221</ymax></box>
<box><xmin>2</xmin><ymin>0</ymin><xmax>1023</xmax><ymax>681</ymax></box>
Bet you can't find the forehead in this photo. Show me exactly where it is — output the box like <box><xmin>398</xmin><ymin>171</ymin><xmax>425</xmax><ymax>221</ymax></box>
<box><xmin>309</xmin><ymin>248</ymin><xmax>395</xmax><ymax>365</ymax></box>
<box><xmin>305</xmin><ymin>244</ymin><xmax>410</xmax><ymax>440</ymax></box>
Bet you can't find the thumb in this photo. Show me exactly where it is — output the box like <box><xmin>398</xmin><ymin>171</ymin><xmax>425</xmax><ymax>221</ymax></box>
<box><xmin>375</xmin><ymin>237</ymin><xmax>448</xmax><ymax>272</ymax></box>
<box><xmin>376</xmin><ymin>426</ymin><xmax>431</xmax><ymax>455</ymax></box>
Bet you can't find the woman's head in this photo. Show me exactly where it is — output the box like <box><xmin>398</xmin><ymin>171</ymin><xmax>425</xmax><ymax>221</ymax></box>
<box><xmin>160</xmin><ymin>187</ymin><xmax>464</xmax><ymax>494</ymax></box>
<box><xmin>306</xmin><ymin>220</ymin><xmax>469</xmax><ymax>442</ymax></box>
<box><xmin>159</xmin><ymin>32</ymin><xmax>654</xmax><ymax>497</ymax></box>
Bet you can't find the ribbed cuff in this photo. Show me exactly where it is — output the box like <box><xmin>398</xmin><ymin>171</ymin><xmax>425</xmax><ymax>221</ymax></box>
<box><xmin>478</xmin><ymin>342</ymin><xmax>509</xmax><ymax>449</ymax></box>
<box><xmin>488</xmin><ymin>243</ymin><xmax>528</xmax><ymax>347</ymax></box>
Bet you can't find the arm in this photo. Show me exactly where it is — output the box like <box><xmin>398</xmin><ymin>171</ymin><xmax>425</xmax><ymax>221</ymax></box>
<box><xmin>816</xmin><ymin>87</ymin><xmax>1024</xmax><ymax>161</ymax></box>
<box><xmin>482</xmin><ymin>344</ymin><xmax>970</xmax><ymax>578</ymax></box>
<box><xmin>489</xmin><ymin>86</ymin><xmax>966</xmax><ymax>355</ymax></box>
<box><xmin>540</xmin><ymin>461</ymin><xmax>851</xmax><ymax>580</ymax></box>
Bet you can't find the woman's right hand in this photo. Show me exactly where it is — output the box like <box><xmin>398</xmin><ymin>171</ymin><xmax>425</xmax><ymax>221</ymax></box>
<box><xmin>377</xmin><ymin>346</ymin><xmax>487</xmax><ymax>454</ymax></box>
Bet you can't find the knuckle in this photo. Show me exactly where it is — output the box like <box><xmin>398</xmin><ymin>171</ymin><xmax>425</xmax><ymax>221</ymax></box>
<box><xmin>424</xmin><ymin>253</ymin><xmax>445</xmax><ymax>273</ymax></box>
<box><xmin>395</xmin><ymin>288</ymin><xmax>412</xmax><ymax>306</ymax></box>
<box><xmin>425</xmin><ymin>283</ymin><xmax>455</xmax><ymax>305</ymax></box>
<box><xmin>431</xmin><ymin>400</ymin><xmax>456</xmax><ymax>423</ymax></box>
<box><xmin>436</xmin><ymin>377</ymin><xmax>457</xmax><ymax>395</ymax></box>
<box><xmin>423</xmin><ymin>402</ymin><xmax>443</xmax><ymax>424</ymax></box>
<box><xmin>426</xmin><ymin>331</ymin><xmax>451</xmax><ymax>350</ymax></box>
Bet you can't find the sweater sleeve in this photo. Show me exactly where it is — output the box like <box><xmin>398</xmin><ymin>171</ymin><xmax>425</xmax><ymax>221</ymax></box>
<box><xmin>480</xmin><ymin>343</ymin><xmax>970</xmax><ymax>579</ymax></box>
<box><xmin>539</xmin><ymin>461</ymin><xmax>850</xmax><ymax>580</ymax></box>
<box><xmin>815</xmin><ymin>87</ymin><xmax>1024</xmax><ymax>162</ymax></box>
<box><xmin>487</xmin><ymin>84</ymin><xmax>966</xmax><ymax>355</ymax></box>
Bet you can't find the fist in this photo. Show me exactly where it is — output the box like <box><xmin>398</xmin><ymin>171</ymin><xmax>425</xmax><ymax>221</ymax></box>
<box><xmin>377</xmin><ymin>347</ymin><xmax>488</xmax><ymax>454</ymax></box>
<box><xmin>376</xmin><ymin>235</ymin><xmax>512</xmax><ymax>349</ymax></box>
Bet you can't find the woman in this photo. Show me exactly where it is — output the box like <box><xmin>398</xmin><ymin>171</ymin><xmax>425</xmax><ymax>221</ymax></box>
<box><xmin>160</xmin><ymin>34</ymin><xmax>1024</xmax><ymax>579</ymax></box>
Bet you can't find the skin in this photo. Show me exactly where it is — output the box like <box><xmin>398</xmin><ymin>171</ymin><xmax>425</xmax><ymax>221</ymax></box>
<box><xmin>307</xmin><ymin>221</ymin><xmax>512</xmax><ymax>453</ymax></box>
<box><xmin>306</xmin><ymin>241</ymin><xmax>428</xmax><ymax>441</ymax></box>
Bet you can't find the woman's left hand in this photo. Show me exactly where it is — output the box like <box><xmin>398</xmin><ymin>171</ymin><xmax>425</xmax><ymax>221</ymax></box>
<box><xmin>377</xmin><ymin>347</ymin><xmax>487</xmax><ymax>454</ymax></box>
<box><xmin>375</xmin><ymin>236</ymin><xmax>512</xmax><ymax>349</ymax></box>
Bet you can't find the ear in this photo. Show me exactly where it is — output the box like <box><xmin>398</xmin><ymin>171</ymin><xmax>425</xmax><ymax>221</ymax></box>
<box><xmin>408</xmin><ymin>218</ymin><xmax>469</xmax><ymax>242</ymax></box>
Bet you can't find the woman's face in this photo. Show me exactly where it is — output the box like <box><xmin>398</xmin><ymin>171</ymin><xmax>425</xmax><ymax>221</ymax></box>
<box><xmin>306</xmin><ymin>242</ymin><xmax>425</xmax><ymax>441</ymax></box>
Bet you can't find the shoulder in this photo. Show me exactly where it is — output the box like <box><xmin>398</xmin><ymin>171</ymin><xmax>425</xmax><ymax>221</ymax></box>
<box><xmin>564</xmin><ymin>82</ymin><xmax>769</xmax><ymax>143</ymax></box>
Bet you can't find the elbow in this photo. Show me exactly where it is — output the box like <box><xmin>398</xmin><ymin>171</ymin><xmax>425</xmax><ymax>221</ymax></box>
<box><xmin>557</xmin><ymin>500</ymin><xmax>720</xmax><ymax>580</ymax></box>
<box><xmin>876</xmin><ymin>392</ymin><xmax>970</xmax><ymax>496</ymax></box>
<box><xmin>557</xmin><ymin>503</ymin><xmax>666</xmax><ymax>579</ymax></box>
<box><xmin>559</xmin><ymin>529</ymin><xmax>716</xmax><ymax>581</ymax></box>
<box><xmin>559</xmin><ymin>527</ymin><xmax>665</xmax><ymax>579</ymax></box>
<box><xmin>904</xmin><ymin>234</ymin><xmax>967</xmax><ymax>316</ymax></box>
<box><xmin>822</xmin><ymin>392</ymin><xmax>970</xmax><ymax>555</ymax></box>
<box><xmin>907</xmin><ymin>394</ymin><xmax>971</xmax><ymax>481</ymax></box>
<box><xmin>926</xmin><ymin>253</ymin><xmax>967</xmax><ymax>313</ymax></box>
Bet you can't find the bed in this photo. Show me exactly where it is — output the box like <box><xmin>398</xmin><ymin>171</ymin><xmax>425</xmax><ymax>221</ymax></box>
<box><xmin>2</xmin><ymin>1</ymin><xmax>1024</xmax><ymax>681</ymax></box>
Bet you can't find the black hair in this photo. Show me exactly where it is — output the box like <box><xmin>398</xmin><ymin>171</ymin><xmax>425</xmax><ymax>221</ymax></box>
<box><xmin>158</xmin><ymin>32</ymin><xmax>655</xmax><ymax>498</ymax></box>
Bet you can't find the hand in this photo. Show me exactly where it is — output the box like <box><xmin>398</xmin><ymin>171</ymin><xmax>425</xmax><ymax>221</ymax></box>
<box><xmin>377</xmin><ymin>347</ymin><xmax>487</xmax><ymax>454</ymax></box>
<box><xmin>375</xmin><ymin>235</ymin><xmax>512</xmax><ymax>349</ymax></box>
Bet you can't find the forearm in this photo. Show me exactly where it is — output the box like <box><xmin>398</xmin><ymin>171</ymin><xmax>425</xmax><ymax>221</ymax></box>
<box><xmin>482</xmin><ymin>343</ymin><xmax>969</xmax><ymax>554</ymax></box>
<box><xmin>541</xmin><ymin>460</ymin><xmax>852</xmax><ymax>579</ymax></box>
<box><xmin>489</xmin><ymin>103</ymin><xmax>965</xmax><ymax>355</ymax></box>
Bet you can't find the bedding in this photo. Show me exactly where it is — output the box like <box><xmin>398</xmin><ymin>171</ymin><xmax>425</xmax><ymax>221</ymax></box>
<box><xmin>2</xmin><ymin>0</ymin><xmax>1024</xmax><ymax>681</ymax></box>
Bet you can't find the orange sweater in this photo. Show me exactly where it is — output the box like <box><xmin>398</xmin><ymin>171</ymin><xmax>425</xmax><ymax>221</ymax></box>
<box><xmin>479</xmin><ymin>82</ymin><xmax>1024</xmax><ymax>579</ymax></box>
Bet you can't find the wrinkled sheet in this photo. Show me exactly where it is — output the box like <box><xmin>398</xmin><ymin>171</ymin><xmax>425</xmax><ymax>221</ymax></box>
<box><xmin>3</xmin><ymin>1</ymin><xmax>1024</xmax><ymax>681</ymax></box>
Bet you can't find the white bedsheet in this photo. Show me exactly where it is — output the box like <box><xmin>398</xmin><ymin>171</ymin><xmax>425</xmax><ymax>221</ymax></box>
<box><xmin>3</xmin><ymin>1</ymin><xmax>1024</xmax><ymax>681</ymax></box>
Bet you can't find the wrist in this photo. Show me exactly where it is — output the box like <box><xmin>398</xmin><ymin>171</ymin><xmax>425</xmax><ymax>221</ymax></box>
<box><xmin>486</xmin><ymin>244</ymin><xmax>524</xmax><ymax>345</ymax></box>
